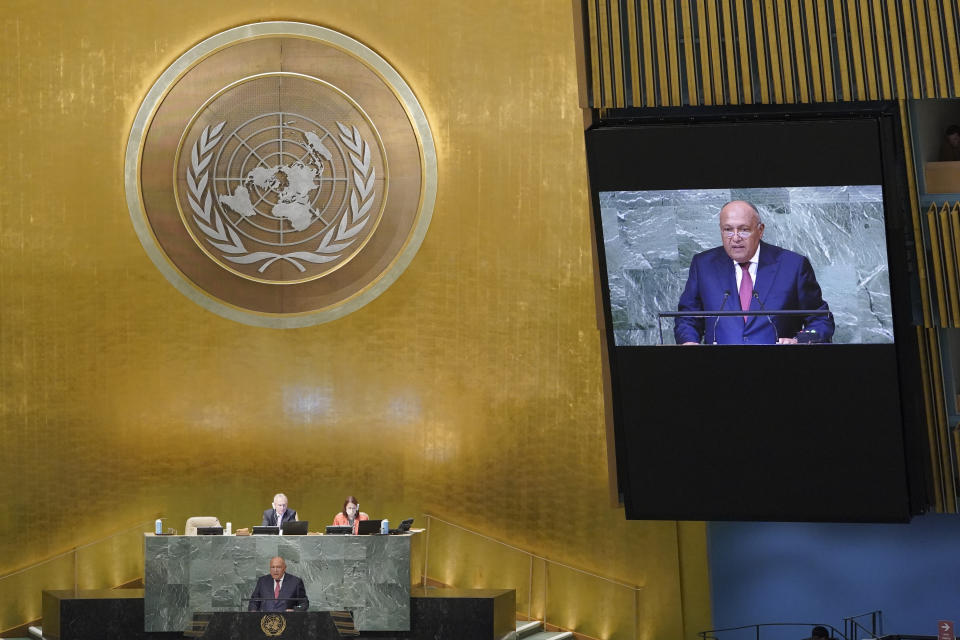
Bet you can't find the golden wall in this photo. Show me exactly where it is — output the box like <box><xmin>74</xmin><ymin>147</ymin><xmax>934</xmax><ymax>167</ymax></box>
<box><xmin>0</xmin><ymin>2</ymin><xmax>711</xmax><ymax>638</ymax></box>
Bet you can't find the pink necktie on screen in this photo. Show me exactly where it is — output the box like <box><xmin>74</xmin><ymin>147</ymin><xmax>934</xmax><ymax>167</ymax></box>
<box><xmin>739</xmin><ymin>262</ymin><xmax>753</xmax><ymax>322</ymax></box>
<box><xmin>274</xmin><ymin>580</ymin><xmax>280</xmax><ymax>600</ymax></box>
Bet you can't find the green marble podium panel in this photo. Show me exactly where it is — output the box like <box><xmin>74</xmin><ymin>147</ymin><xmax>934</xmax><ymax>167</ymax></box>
<box><xmin>144</xmin><ymin>533</ymin><xmax>413</xmax><ymax>633</ymax></box>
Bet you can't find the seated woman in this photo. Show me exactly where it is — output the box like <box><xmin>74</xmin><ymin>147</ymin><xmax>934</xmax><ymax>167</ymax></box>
<box><xmin>331</xmin><ymin>496</ymin><xmax>368</xmax><ymax>534</ymax></box>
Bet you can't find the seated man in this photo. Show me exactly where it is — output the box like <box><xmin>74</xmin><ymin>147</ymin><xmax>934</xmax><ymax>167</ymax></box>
<box><xmin>261</xmin><ymin>493</ymin><xmax>297</xmax><ymax>526</ymax></box>
<box><xmin>248</xmin><ymin>556</ymin><xmax>308</xmax><ymax>612</ymax></box>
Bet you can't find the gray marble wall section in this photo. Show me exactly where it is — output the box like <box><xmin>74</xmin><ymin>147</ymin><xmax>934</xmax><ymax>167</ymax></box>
<box><xmin>598</xmin><ymin>186</ymin><xmax>894</xmax><ymax>345</ymax></box>
<box><xmin>144</xmin><ymin>534</ymin><xmax>412</xmax><ymax>633</ymax></box>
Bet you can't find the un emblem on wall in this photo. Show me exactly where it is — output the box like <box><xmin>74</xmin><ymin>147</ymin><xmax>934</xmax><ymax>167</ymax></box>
<box><xmin>125</xmin><ymin>23</ymin><xmax>436</xmax><ymax>326</ymax></box>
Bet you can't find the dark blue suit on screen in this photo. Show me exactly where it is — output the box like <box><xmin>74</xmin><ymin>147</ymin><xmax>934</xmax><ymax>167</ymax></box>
<box><xmin>674</xmin><ymin>241</ymin><xmax>834</xmax><ymax>345</ymax></box>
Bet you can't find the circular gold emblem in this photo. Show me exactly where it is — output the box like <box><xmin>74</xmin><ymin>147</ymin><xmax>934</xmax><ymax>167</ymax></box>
<box><xmin>125</xmin><ymin>22</ymin><xmax>436</xmax><ymax>327</ymax></box>
<box><xmin>260</xmin><ymin>612</ymin><xmax>286</xmax><ymax>636</ymax></box>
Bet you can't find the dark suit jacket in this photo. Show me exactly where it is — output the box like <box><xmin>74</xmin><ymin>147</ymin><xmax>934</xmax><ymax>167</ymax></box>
<box><xmin>674</xmin><ymin>241</ymin><xmax>834</xmax><ymax>345</ymax></box>
<box><xmin>261</xmin><ymin>508</ymin><xmax>298</xmax><ymax>527</ymax></box>
<box><xmin>248</xmin><ymin>572</ymin><xmax>309</xmax><ymax>612</ymax></box>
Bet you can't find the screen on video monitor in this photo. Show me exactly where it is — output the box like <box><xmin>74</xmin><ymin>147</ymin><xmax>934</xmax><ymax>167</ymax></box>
<box><xmin>598</xmin><ymin>185</ymin><xmax>894</xmax><ymax>346</ymax></box>
<box><xmin>586</xmin><ymin>105</ymin><xmax>924</xmax><ymax>522</ymax></box>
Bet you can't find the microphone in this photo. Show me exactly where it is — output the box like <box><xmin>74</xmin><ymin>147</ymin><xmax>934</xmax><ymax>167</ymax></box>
<box><xmin>712</xmin><ymin>291</ymin><xmax>730</xmax><ymax>345</ymax></box>
<box><xmin>751</xmin><ymin>291</ymin><xmax>780</xmax><ymax>343</ymax></box>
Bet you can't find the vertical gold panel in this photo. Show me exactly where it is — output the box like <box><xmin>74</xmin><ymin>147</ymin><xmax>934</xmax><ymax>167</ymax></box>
<box><xmin>598</xmin><ymin>0</ymin><xmax>614</xmax><ymax>105</ymax></box>
<box><xmin>899</xmin><ymin>100</ymin><xmax>932</xmax><ymax>325</ymax></box>
<box><xmin>927</xmin><ymin>328</ymin><xmax>957</xmax><ymax>507</ymax></box>
<box><xmin>847</xmin><ymin>1</ymin><xmax>866</xmax><ymax>99</ymax></box>
<box><xmin>833</xmin><ymin>0</ymin><xmax>853</xmax><ymax>99</ymax></box>
<box><xmin>721</xmin><ymin>0</ymin><xmax>740</xmax><ymax>103</ymax></box>
<box><xmin>926</xmin><ymin>0</ymin><xmax>948</xmax><ymax>96</ymax></box>
<box><xmin>652</xmin><ymin>0</ymin><xmax>671</xmax><ymax>106</ymax></box>
<box><xmin>914</xmin><ymin>0</ymin><xmax>936</xmax><ymax>96</ymax></box>
<box><xmin>765</xmin><ymin>0</ymin><xmax>785</xmax><ymax>102</ymax></box>
<box><xmin>708</xmin><ymin>0</ymin><xmax>726</xmax><ymax>103</ymax></box>
<box><xmin>804</xmin><ymin>0</ymin><xmax>824</xmax><ymax>102</ymax></box>
<box><xmin>588</xmin><ymin>0</ymin><xmax>605</xmax><ymax>103</ymax></box>
<box><xmin>901</xmin><ymin>0</ymin><xmax>923</xmax><ymax>96</ymax></box>
<box><xmin>608</xmin><ymin>0</ymin><xmax>626</xmax><ymax>106</ymax></box>
<box><xmin>682</xmin><ymin>1</ymin><xmax>702</xmax><ymax>105</ymax></box>
<box><xmin>753</xmin><ymin>0</ymin><xmax>772</xmax><ymax>102</ymax></box>
<box><xmin>816</xmin><ymin>0</ymin><xmax>835</xmax><ymax>100</ymax></box>
<box><xmin>939</xmin><ymin>203</ymin><xmax>960</xmax><ymax>325</ymax></box>
<box><xmin>736</xmin><ymin>0</ymin><xmax>754</xmax><ymax>103</ymax></box>
<box><xmin>665</xmin><ymin>0</ymin><xmax>682</xmax><ymax>106</ymax></box>
<box><xmin>790</xmin><ymin>0</ymin><xmax>810</xmax><ymax>102</ymax></box>
<box><xmin>775</xmin><ymin>0</ymin><xmax>796</xmax><ymax>102</ymax></box>
<box><xmin>858</xmin><ymin>0</ymin><xmax>878</xmax><ymax>99</ymax></box>
<box><xmin>700</xmin><ymin>0</ymin><xmax>717</xmax><ymax>104</ymax></box>
<box><xmin>886</xmin><ymin>1</ymin><xmax>907</xmax><ymax>97</ymax></box>
<box><xmin>927</xmin><ymin>204</ymin><xmax>949</xmax><ymax>324</ymax></box>
<box><xmin>625</xmin><ymin>0</ymin><xmax>643</xmax><ymax>106</ymax></box>
<box><xmin>917</xmin><ymin>328</ymin><xmax>946</xmax><ymax>511</ymax></box>
<box><xmin>951</xmin><ymin>204</ymin><xmax>960</xmax><ymax>325</ymax></box>
<box><xmin>871</xmin><ymin>0</ymin><xmax>891</xmax><ymax>98</ymax></box>
<box><xmin>640</xmin><ymin>0</ymin><xmax>658</xmax><ymax>106</ymax></box>
<box><xmin>943</xmin><ymin>0</ymin><xmax>960</xmax><ymax>91</ymax></box>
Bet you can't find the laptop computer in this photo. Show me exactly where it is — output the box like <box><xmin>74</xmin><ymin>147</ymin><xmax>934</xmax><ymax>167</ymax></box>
<box><xmin>325</xmin><ymin>525</ymin><xmax>352</xmax><ymax>535</ymax></box>
<box><xmin>280</xmin><ymin>521</ymin><xmax>308</xmax><ymax>535</ymax></box>
<box><xmin>389</xmin><ymin>518</ymin><xmax>414</xmax><ymax>534</ymax></box>
<box><xmin>356</xmin><ymin>519</ymin><xmax>382</xmax><ymax>535</ymax></box>
<box><xmin>195</xmin><ymin>526</ymin><xmax>223</xmax><ymax>535</ymax></box>
<box><xmin>252</xmin><ymin>526</ymin><xmax>280</xmax><ymax>535</ymax></box>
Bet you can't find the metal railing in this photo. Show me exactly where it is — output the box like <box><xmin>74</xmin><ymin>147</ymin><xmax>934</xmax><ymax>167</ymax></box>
<box><xmin>0</xmin><ymin>519</ymin><xmax>155</xmax><ymax>634</ymax></box>
<box><xmin>843</xmin><ymin>610</ymin><xmax>883</xmax><ymax>639</ymax></box>
<box><xmin>699</xmin><ymin>622</ymin><xmax>845</xmax><ymax>640</ymax></box>
<box><xmin>421</xmin><ymin>513</ymin><xmax>643</xmax><ymax>640</ymax></box>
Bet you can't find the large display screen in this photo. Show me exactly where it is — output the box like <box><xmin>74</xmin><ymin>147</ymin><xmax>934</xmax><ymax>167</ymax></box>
<box><xmin>586</xmin><ymin>103</ymin><xmax>928</xmax><ymax>522</ymax></box>
<box><xmin>599</xmin><ymin>185</ymin><xmax>893</xmax><ymax>346</ymax></box>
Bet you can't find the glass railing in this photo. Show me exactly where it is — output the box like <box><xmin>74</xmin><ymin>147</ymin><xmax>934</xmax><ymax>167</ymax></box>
<box><xmin>0</xmin><ymin>520</ymin><xmax>153</xmax><ymax>634</ymax></box>
<box><xmin>420</xmin><ymin>514</ymin><xmax>643</xmax><ymax>640</ymax></box>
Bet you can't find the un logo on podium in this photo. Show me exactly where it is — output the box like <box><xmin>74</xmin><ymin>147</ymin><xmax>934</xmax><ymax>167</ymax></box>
<box><xmin>260</xmin><ymin>612</ymin><xmax>286</xmax><ymax>637</ymax></box>
<box><xmin>126</xmin><ymin>22</ymin><xmax>436</xmax><ymax>327</ymax></box>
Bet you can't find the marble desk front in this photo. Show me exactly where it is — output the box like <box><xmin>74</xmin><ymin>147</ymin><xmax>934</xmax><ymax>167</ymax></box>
<box><xmin>144</xmin><ymin>533</ymin><xmax>414</xmax><ymax>633</ymax></box>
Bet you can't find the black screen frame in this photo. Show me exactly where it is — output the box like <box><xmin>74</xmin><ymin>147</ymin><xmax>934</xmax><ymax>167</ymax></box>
<box><xmin>586</xmin><ymin>101</ymin><xmax>929</xmax><ymax>522</ymax></box>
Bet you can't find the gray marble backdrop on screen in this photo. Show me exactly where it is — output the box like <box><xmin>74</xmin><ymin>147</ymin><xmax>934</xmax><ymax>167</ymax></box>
<box><xmin>599</xmin><ymin>186</ymin><xmax>892</xmax><ymax>345</ymax></box>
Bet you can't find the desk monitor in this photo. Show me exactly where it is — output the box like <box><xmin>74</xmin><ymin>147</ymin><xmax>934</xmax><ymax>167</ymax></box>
<box><xmin>280</xmin><ymin>521</ymin><xmax>308</xmax><ymax>535</ymax></box>
<box><xmin>390</xmin><ymin>518</ymin><xmax>414</xmax><ymax>534</ymax></box>
<box><xmin>325</xmin><ymin>525</ymin><xmax>352</xmax><ymax>535</ymax></box>
<box><xmin>252</xmin><ymin>526</ymin><xmax>280</xmax><ymax>535</ymax></box>
<box><xmin>356</xmin><ymin>519</ymin><xmax>382</xmax><ymax>535</ymax></box>
<box><xmin>195</xmin><ymin>527</ymin><xmax>223</xmax><ymax>536</ymax></box>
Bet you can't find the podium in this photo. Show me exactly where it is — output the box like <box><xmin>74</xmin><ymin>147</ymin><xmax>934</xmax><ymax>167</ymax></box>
<box><xmin>144</xmin><ymin>533</ymin><xmax>416</xmax><ymax>633</ymax></box>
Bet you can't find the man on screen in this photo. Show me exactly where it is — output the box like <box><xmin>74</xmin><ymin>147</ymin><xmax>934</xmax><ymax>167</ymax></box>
<box><xmin>674</xmin><ymin>200</ymin><xmax>834</xmax><ymax>345</ymax></box>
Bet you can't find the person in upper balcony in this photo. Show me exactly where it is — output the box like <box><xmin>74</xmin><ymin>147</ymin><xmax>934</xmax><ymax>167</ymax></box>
<box><xmin>674</xmin><ymin>200</ymin><xmax>834</xmax><ymax>345</ymax></box>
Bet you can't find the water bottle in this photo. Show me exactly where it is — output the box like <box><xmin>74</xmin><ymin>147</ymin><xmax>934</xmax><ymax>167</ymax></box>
<box><xmin>155</xmin><ymin>519</ymin><xmax>163</xmax><ymax>535</ymax></box>
<box><xmin>380</xmin><ymin>519</ymin><xmax>390</xmax><ymax>535</ymax></box>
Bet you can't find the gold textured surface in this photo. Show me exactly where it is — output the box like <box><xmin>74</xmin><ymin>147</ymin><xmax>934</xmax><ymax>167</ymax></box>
<box><xmin>0</xmin><ymin>2</ymin><xmax>710</xmax><ymax>637</ymax></box>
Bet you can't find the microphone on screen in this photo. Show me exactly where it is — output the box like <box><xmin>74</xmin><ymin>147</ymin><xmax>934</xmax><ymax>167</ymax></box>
<box><xmin>751</xmin><ymin>291</ymin><xmax>780</xmax><ymax>343</ymax></box>
<box><xmin>712</xmin><ymin>291</ymin><xmax>730</xmax><ymax>345</ymax></box>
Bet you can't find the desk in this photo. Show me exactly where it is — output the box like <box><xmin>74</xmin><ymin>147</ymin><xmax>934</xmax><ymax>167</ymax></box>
<box><xmin>144</xmin><ymin>533</ymin><xmax>415</xmax><ymax>633</ymax></box>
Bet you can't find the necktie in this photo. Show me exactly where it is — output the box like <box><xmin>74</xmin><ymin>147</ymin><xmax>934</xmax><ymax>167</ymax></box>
<box><xmin>739</xmin><ymin>262</ymin><xmax>753</xmax><ymax>322</ymax></box>
<box><xmin>274</xmin><ymin>580</ymin><xmax>280</xmax><ymax>601</ymax></box>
